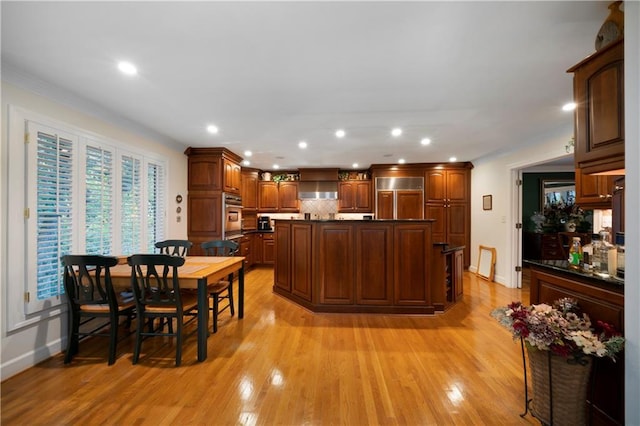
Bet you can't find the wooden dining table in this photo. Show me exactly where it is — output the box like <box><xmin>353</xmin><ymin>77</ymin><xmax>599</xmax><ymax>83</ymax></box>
<box><xmin>109</xmin><ymin>255</ymin><xmax>245</xmax><ymax>362</ymax></box>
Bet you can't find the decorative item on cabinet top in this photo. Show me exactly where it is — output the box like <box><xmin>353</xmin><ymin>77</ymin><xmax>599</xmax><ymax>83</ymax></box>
<box><xmin>595</xmin><ymin>1</ymin><xmax>624</xmax><ymax>51</ymax></box>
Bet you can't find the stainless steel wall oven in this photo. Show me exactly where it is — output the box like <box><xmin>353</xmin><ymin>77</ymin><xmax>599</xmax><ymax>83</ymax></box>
<box><xmin>223</xmin><ymin>193</ymin><xmax>243</xmax><ymax>240</ymax></box>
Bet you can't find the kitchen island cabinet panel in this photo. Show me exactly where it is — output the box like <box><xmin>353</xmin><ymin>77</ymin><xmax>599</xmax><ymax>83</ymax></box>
<box><xmin>356</xmin><ymin>224</ymin><xmax>393</xmax><ymax>305</ymax></box>
<box><xmin>291</xmin><ymin>224</ymin><xmax>313</xmax><ymax>301</ymax></box>
<box><xmin>319</xmin><ymin>224</ymin><xmax>354</xmax><ymax>304</ymax></box>
<box><xmin>274</xmin><ymin>224</ymin><xmax>291</xmax><ymax>292</ymax></box>
<box><xmin>394</xmin><ymin>225</ymin><xmax>432</xmax><ymax>305</ymax></box>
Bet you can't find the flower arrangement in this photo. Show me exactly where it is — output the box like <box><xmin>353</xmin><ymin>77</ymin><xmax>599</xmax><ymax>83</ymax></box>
<box><xmin>491</xmin><ymin>298</ymin><xmax>624</xmax><ymax>363</ymax></box>
<box><xmin>543</xmin><ymin>201</ymin><xmax>585</xmax><ymax>226</ymax></box>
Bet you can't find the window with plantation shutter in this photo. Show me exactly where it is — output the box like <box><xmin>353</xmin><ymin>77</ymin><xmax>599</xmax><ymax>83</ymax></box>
<box><xmin>17</xmin><ymin>113</ymin><xmax>169</xmax><ymax>320</ymax></box>
<box><xmin>85</xmin><ymin>144</ymin><xmax>114</xmax><ymax>255</ymax></box>
<box><xmin>146</xmin><ymin>161</ymin><xmax>166</xmax><ymax>252</ymax></box>
<box><xmin>120</xmin><ymin>154</ymin><xmax>142</xmax><ymax>255</ymax></box>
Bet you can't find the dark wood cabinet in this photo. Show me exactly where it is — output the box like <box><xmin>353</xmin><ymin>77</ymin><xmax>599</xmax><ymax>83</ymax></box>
<box><xmin>355</xmin><ymin>223</ymin><xmax>393</xmax><ymax>305</ymax></box>
<box><xmin>258</xmin><ymin>182</ymin><xmax>279</xmax><ymax>211</ymax></box>
<box><xmin>431</xmin><ymin>245</ymin><xmax>464</xmax><ymax>311</ymax></box>
<box><xmin>524</xmin><ymin>233</ymin><xmax>564</xmax><ymax>260</ymax></box>
<box><xmin>239</xmin><ymin>234</ymin><xmax>253</xmax><ymax>269</ymax></box>
<box><xmin>223</xmin><ymin>158</ymin><xmax>242</xmax><ymax>194</ymax></box>
<box><xmin>376</xmin><ymin>190</ymin><xmax>394</xmax><ymax>219</ymax></box>
<box><xmin>277</xmin><ymin>182</ymin><xmax>299</xmax><ymax>212</ymax></box>
<box><xmin>184</xmin><ymin>147</ymin><xmax>243</xmax><ymax>254</ymax></box>
<box><xmin>424</xmin><ymin>167</ymin><xmax>471</xmax><ymax>268</ymax></box>
<box><xmin>393</xmin><ymin>223</ymin><xmax>432</xmax><ymax>305</ymax></box>
<box><xmin>396</xmin><ymin>190</ymin><xmax>423</xmax><ymax>219</ymax></box>
<box><xmin>274</xmin><ymin>224</ymin><xmax>291</xmax><ymax>292</ymax></box>
<box><xmin>529</xmin><ymin>265</ymin><xmax>624</xmax><ymax>425</ymax></box>
<box><xmin>291</xmin><ymin>223</ymin><xmax>313</xmax><ymax>301</ymax></box>
<box><xmin>273</xmin><ymin>220</ymin><xmax>438</xmax><ymax>314</ymax></box>
<box><xmin>318</xmin><ymin>223</ymin><xmax>355</xmax><ymax>304</ymax></box>
<box><xmin>338</xmin><ymin>180</ymin><xmax>372</xmax><ymax>212</ymax></box>
<box><xmin>241</xmin><ymin>168</ymin><xmax>259</xmax><ymax>212</ymax></box>
<box><xmin>575</xmin><ymin>168</ymin><xmax>616</xmax><ymax>209</ymax></box>
<box><xmin>253</xmin><ymin>232</ymin><xmax>275</xmax><ymax>264</ymax></box>
<box><xmin>258</xmin><ymin>181</ymin><xmax>299</xmax><ymax>212</ymax></box>
<box><xmin>568</xmin><ymin>39</ymin><xmax>624</xmax><ymax>174</ymax></box>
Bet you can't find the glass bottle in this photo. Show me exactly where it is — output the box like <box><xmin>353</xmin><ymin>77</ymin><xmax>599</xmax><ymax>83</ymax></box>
<box><xmin>598</xmin><ymin>230</ymin><xmax>613</xmax><ymax>275</ymax></box>
<box><xmin>568</xmin><ymin>237</ymin><xmax>582</xmax><ymax>270</ymax></box>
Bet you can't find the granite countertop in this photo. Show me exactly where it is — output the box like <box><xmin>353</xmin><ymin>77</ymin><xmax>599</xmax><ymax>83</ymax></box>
<box><xmin>273</xmin><ymin>218</ymin><xmax>436</xmax><ymax>223</ymax></box>
<box><xmin>524</xmin><ymin>259</ymin><xmax>624</xmax><ymax>288</ymax></box>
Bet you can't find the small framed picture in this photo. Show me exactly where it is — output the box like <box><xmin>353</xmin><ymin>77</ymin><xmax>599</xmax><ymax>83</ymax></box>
<box><xmin>483</xmin><ymin>195</ymin><xmax>492</xmax><ymax>211</ymax></box>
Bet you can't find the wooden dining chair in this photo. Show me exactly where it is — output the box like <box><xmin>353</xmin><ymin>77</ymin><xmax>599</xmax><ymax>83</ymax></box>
<box><xmin>201</xmin><ymin>240</ymin><xmax>238</xmax><ymax>333</ymax></box>
<box><xmin>127</xmin><ymin>254</ymin><xmax>198</xmax><ymax>366</ymax></box>
<box><xmin>154</xmin><ymin>239</ymin><xmax>193</xmax><ymax>257</ymax></box>
<box><xmin>61</xmin><ymin>255</ymin><xmax>135</xmax><ymax>365</ymax></box>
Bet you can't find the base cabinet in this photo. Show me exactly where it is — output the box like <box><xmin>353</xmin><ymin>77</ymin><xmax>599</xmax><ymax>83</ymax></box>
<box><xmin>431</xmin><ymin>245</ymin><xmax>464</xmax><ymax>311</ymax></box>
<box><xmin>529</xmin><ymin>265</ymin><xmax>624</xmax><ymax>426</ymax></box>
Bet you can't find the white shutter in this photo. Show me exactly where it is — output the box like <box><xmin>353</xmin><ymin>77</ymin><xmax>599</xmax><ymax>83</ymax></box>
<box><xmin>25</xmin><ymin>121</ymin><xmax>77</xmax><ymax>312</ymax></box>
<box><xmin>146</xmin><ymin>161</ymin><xmax>166</xmax><ymax>252</ymax></box>
<box><xmin>84</xmin><ymin>144</ymin><xmax>114</xmax><ymax>254</ymax></box>
<box><xmin>120</xmin><ymin>154</ymin><xmax>142</xmax><ymax>254</ymax></box>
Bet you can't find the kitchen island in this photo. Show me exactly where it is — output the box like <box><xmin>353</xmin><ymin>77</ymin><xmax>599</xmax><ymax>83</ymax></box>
<box><xmin>273</xmin><ymin>219</ymin><xmax>462</xmax><ymax>314</ymax></box>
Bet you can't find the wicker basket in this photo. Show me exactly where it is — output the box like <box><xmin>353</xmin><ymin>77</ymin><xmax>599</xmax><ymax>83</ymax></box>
<box><xmin>527</xmin><ymin>346</ymin><xmax>593</xmax><ymax>426</ymax></box>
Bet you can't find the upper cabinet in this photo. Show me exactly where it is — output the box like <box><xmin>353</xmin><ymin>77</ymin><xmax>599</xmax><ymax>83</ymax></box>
<box><xmin>575</xmin><ymin>168</ymin><xmax>616</xmax><ymax>209</ymax></box>
<box><xmin>568</xmin><ymin>39</ymin><xmax>624</xmax><ymax>174</ymax></box>
<box><xmin>258</xmin><ymin>181</ymin><xmax>299</xmax><ymax>212</ymax></box>
<box><xmin>185</xmin><ymin>147</ymin><xmax>243</xmax><ymax>194</ymax></box>
<box><xmin>338</xmin><ymin>180</ymin><xmax>372</xmax><ymax>213</ymax></box>
<box><xmin>241</xmin><ymin>168</ymin><xmax>260</xmax><ymax>211</ymax></box>
<box><xmin>223</xmin><ymin>158</ymin><xmax>242</xmax><ymax>194</ymax></box>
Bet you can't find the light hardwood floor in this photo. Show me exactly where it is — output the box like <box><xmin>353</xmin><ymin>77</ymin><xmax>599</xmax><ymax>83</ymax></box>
<box><xmin>1</xmin><ymin>267</ymin><xmax>538</xmax><ymax>425</ymax></box>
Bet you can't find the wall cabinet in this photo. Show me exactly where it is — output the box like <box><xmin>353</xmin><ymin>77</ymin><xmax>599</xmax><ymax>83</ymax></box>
<box><xmin>241</xmin><ymin>168</ymin><xmax>259</xmax><ymax>212</ymax></box>
<box><xmin>258</xmin><ymin>181</ymin><xmax>299</xmax><ymax>212</ymax></box>
<box><xmin>184</xmin><ymin>147</ymin><xmax>243</xmax><ymax>254</ymax></box>
<box><xmin>223</xmin><ymin>158</ymin><xmax>242</xmax><ymax>194</ymax></box>
<box><xmin>338</xmin><ymin>180</ymin><xmax>372</xmax><ymax>212</ymax></box>
<box><xmin>575</xmin><ymin>168</ymin><xmax>616</xmax><ymax>209</ymax></box>
<box><xmin>568</xmin><ymin>39</ymin><xmax>624</xmax><ymax>174</ymax></box>
<box><xmin>424</xmin><ymin>167</ymin><xmax>471</xmax><ymax>267</ymax></box>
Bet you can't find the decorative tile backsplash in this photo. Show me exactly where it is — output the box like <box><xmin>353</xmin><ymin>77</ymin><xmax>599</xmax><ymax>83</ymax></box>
<box><xmin>264</xmin><ymin>199</ymin><xmax>369</xmax><ymax>221</ymax></box>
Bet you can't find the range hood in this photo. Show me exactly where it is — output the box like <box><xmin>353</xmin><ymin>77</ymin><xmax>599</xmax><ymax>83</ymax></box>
<box><xmin>298</xmin><ymin>181</ymin><xmax>338</xmax><ymax>200</ymax></box>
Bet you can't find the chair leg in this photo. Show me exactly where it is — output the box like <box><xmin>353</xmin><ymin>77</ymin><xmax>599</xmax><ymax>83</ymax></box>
<box><xmin>64</xmin><ymin>311</ymin><xmax>78</xmax><ymax>364</ymax></box>
<box><xmin>108</xmin><ymin>311</ymin><xmax>119</xmax><ymax>366</ymax></box>
<box><xmin>175</xmin><ymin>316</ymin><xmax>182</xmax><ymax>367</ymax></box>
<box><xmin>228</xmin><ymin>283</ymin><xmax>235</xmax><ymax>317</ymax></box>
<box><xmin>212</xmin><ymin>295</ymin><xmax>219</xmax><ymax>333</ymax></box>
<box><xmin>133</xmin><ymin>316</ymin><xmax>145</xmax><ymax>365</ymax></box>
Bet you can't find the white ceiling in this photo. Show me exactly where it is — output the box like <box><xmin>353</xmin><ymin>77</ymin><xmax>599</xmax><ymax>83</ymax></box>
<box><xmin>1</xmin><ymin>1</ymin><xmax>608</xmax><ymax>170</ymax></box>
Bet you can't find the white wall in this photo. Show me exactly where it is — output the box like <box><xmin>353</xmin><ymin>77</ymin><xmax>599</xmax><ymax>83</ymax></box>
<box><xmin>0</xmin><ymin>81</ymin><xmax>189</xmax><ymax>379</ymax></box>
<box><xmin>470</xmin><ymin>131</ymin><xmax>572</xmax><ymax>286</ymax></box>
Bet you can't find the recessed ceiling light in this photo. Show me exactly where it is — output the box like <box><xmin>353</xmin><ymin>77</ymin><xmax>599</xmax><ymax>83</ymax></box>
<box><xmin>243</xmin><ymin>160</ymin><xmax>251</xmax><ymax>166</ymax></box>
<box><xmin>421</xmin><ymin>138</ymin><xmax>431</xmax><ymax>145</ymax></box>
<box><xmin>562</xmin><ymin>102</ymin><xmax>577</xmax><ymax>111</ymax></box>
<box><xmin>449</xmin><ymin>156</ymin><xmax>457</xmax><ymax>162</ymax></box>
<box><xmin>391</xmin><ymin>128</ymin><xmax>403</xmax><ymax>137</ymax></box>
<box><xmin>273</xmin><ymin>164</ymin><xmax>280</xmax><ymax>170</ymax></box>
<box><xmin>244</xmin><ymin>150</ymin><xmax>252</xmax><ymax>157</ymax></box>
<box><xmin>352</xmin><ymin>163</ymin><xmax>359</xmax><ymax>168</ymax></box>
<box><xmin>335</xmin><ymin>129</ymin><xmax>346</xmax><ymax>138</ymax></box>
<box><xmin>298</xmin><ymin>141</ymin><xmax>308</xmax><ymax>149</ymax></box>
<box><xmin>206</xmin><ymin>125</ymin><xmax>219</xmax><ymax>134</ymax></box>
<box><xmin>117</xmin><ymin>61</ymin><xmax>137</xmax><ymax>76</ymax></box>
<box><xmin>398</xmin><ymin>158</ymin><xmax>406</xmax><ymax>164</ymax></box>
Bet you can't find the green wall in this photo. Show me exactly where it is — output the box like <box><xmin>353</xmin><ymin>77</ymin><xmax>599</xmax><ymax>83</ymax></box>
<box><xmin>522</xmin><ymin>172</ymin><xmax>575</xmax><ymax>232</ymax></box>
